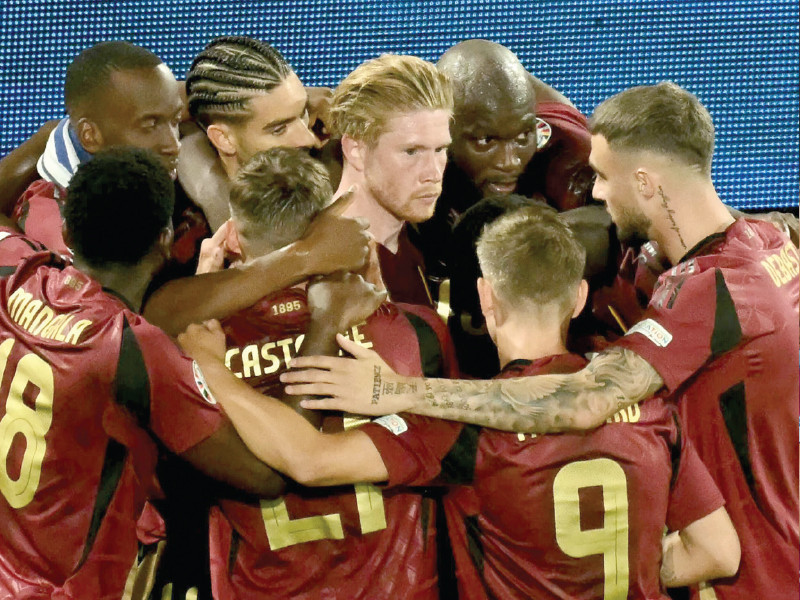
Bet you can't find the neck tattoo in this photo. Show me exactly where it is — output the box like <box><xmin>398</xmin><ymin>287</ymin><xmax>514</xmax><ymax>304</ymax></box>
<box><xmin>658</xmin><ymin>187</ymin><xmax>687</xmax><ymax>250</ymax></box>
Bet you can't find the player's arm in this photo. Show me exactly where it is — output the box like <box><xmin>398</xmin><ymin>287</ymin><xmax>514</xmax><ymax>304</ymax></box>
<box><xmin>178</xmin><ymin>420</ymin><xmax>287</xmax><ymax>498</ymax></box>
<box><xmin>660</xmin><ymin>506</ymin><xmax>741</xmax><ymax>587</ymax></box>
<box><xmin>177</xmin><ymin>274</ymin><xmax>390</xmax><ymax>486</ymax></box>
<box><xmin>0</xmin><ymin>120</ymin><xmax>59</xmax><ymax>216</ymax></box>
<box><xmin>143</xmin><ymin>192</ymin><xmax>370</xmax><ymax>336</ymax></box>
<box><xmin>283</xmin><ymin>340</ymin><xmax>663</xmax><ymax>433</ymax></box>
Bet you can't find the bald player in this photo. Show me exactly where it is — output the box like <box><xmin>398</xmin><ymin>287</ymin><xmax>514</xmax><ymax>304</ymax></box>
<box><xmin>414</xmin><ymin>39</ymin><xmax>595</xmax><ymax>293</ymax></box>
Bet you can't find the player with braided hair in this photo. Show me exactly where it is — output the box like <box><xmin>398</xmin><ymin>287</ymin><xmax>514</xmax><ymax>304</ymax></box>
<box><xmin>176</xmin><ymin>35</ymin><xmax>319</xmax><ymax>230</ymax></box>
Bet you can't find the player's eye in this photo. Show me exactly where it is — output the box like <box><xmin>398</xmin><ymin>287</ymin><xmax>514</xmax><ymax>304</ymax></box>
<box><xmin>404</xmin><ymin>148</ymin><xmax>419</xmax><ymax>156</ymax></box>
<box><xmin>270</xmin><ymin>124</ymin><xmax>288</xmax><ymax>136</ymax></box>
<box><xmin>515</xmin><ymin>130</ymin><xmax>534</xmax><ymax>146</ymax></box>
<box><xmin>473</xmin><ymin>137</ymin><xmax>491</xmax><ymax>149</ymax></box>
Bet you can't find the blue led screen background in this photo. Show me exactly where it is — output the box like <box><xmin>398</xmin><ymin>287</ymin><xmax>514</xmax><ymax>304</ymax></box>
<box><xmin>0</xmin><ymin>0</ymin><xmax>797</xmax><ymax>211</ymax></box>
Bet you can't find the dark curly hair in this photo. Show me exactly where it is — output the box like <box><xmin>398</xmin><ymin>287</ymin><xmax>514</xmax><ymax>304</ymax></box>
<box><xmin>65</xmin><ymin>147</ymin><xmax>174</xmax><ymax>267</ymax></box>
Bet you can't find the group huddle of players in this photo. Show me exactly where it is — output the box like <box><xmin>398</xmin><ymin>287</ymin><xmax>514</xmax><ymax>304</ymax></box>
<box><xmin>0</xmin><ymin>34</ymin><xmax>796</xmax><ymax>600</ymax></box>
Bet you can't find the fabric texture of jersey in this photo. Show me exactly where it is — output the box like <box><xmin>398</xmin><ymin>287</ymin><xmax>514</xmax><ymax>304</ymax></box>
<box><xmin>0</xmin><ymin>252</ymin><xmax>224</xmax><ymax>600</ymax></box>
<box><xmin>377</xmin><ymin>225</ymin><xmax>434</xmax><ymax>307</ymax></box>
<box><xmin>0</xmin><ymin>229</ymin><xmax>49</xmax><ymax>270</ymax></box>
<box><xmin>212</xmin><ymin>286</ymin><xmax>458</xmax><ymax>599</ymax></box>
<box><xmin>361</xmin><ymin>353</ymin><xmax>725</xmax><ymax>599</ymax></box>
<box><xmin>614</xmin><ymin>218</ymin><xmax>800</xmax><ymax>600</ymax></box>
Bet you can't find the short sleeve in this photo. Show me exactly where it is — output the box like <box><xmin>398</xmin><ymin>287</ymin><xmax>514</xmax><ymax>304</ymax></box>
<box><xmin>666</xmin><ymin>433</ymin><xmax>726</xmax><ymax>531</ymax></box>
<box><xmin>360</xmin><ymin>414</ymin><xmax>464</xmax><ymax>488</ymax></box>
<box><xmin>132</xmin><ymin>321</ymin><xmax>225</xmax><ymax>454</ymax></box>
<box><xmin>614</xmin><ymin>267</ymin><xmax>740</xmax><ymax>392</ymax></box>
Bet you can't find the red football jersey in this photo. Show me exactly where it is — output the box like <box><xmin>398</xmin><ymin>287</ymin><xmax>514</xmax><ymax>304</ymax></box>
<box><xmin>362</xmin><ymin>354</ymin><xmax>725</xmax><ymax>600</ymax></box>
<box><xmin>615</xmin><ymin>219</ymin><xmax>799</xmax><ymax>600</ymax></box>
<box><xmin>214</xmin><ymin>287</ymin><xmax>458</xmax><ymax>599</ymax></box>
<box><xmin>0</xmin><ymin>229</ymin><xmax>49</xmax><ymax>270</ymax></box>
<box><xmin>0</xmin><ymin>253</ymin><xmax>224</xmax><ymax>600</ymax></box>
<box><xmin>377</xmin><ymin>225</ymin><xmax>434</xmax><ymax>307</ymax></box>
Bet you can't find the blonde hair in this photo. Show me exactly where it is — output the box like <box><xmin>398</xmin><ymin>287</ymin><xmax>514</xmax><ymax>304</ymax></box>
<box><xmin>330</xmin><ymin>54</ymin><xmax>453</xmax><ymax>144</ymax></box>
<box><xmin>477</xmin><ymin>207</ymin><xmax>585</xmax><ymax>317</ymax></box>
<box><xmin>590</xmin><ymin>81</ymin><xmax>715</xmax><ymax>175</ymax></box>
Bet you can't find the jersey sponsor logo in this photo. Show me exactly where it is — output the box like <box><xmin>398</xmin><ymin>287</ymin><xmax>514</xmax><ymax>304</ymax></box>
<box><xmin>225</xmin><ymin>324</ymin><xmax>372</xmax><ymax>379</ymax></box>
<box><xmin>192</xmin><ymin>360</ymin><xmax>217</xmax><ymax>405</ymax></box>
<box><xmin>536</xmin><ymin>118</ymin><xmax>552</xmax><ymax>149</ymax></box>
<box><xmin>760</xmin><ymin>241</ymin><xmax>799</xmax><ymax>288</ymax></box>
<box><xmin>6</xmin><ymin>286</ymin><xmax>92</xmax><ymax>345</ymax></box>
<box><xmin>372</xmin><ymin>414</ymin><xmax>409</xmax><ymax>436</ymax></box>
<box><xmin>625</xmin><ymin>318</ymin><xmax>673</xmax><ymax>347</ymax></box>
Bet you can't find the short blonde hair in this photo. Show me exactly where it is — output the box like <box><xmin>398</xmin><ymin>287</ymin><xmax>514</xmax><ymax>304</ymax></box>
<box><xmin>590</xmin><ymin>81</ymin><xmax>715</xmax><ymax>175</ymax></box>
<box><xmin>330</xmin><ymin>54</ymin><xmax>453</xmax><ymax>145</ymax></box>
<box><xmin>477</xmin><ymin>207</ymin><xmax>585</xmax><ymax>317</ymax></box>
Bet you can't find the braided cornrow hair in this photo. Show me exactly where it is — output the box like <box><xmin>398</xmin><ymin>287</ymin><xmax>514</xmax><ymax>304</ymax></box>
<box><xmin>187</xmin><ymin>36</ymin><xmax>292</xmax><ymax>128</ymax></box>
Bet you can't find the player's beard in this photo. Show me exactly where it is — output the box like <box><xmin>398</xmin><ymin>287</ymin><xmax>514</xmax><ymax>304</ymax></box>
<box><xmin>614</xmin><ymin>205</ymin><xmax>652</xmax><ymax>245</ymax></box>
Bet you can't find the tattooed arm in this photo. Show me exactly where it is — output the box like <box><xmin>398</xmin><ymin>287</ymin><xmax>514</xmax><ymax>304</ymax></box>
<box><xmin>285</xmin><ymin>336</ymin><xmax>664</xmax><ymax>433</ymax></box>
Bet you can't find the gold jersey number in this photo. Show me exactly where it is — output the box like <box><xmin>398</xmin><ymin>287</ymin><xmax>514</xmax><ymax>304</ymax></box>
<box><xmin>0</xmin><ymin>337</ymin><xmax>54</xmax><ymax>508</ymax></box>
<box><xmin>260</xmin><ymin>416</ymin><xmax>387</xmax><ymax>551</ymax></box>
<box><xmin>553</xmin><ymin>458</ymin><xmax>630</xmax><ymax>600</ymax></box>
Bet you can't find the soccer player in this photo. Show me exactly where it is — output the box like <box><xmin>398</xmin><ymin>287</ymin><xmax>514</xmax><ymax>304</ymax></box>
<box><xmin>142</xmin><ymin>36</ymin><xmax>370</xmax><ymax>335</ymax></box>
<box><xmin>285</xmin><ymin>81</ymin><xmax>800</xmax><ymax>600</ymax></box>
<box><xmin>328</xmin><ymin>53</ymin><xmax>453</xmax><ymax>306</ymax></box>
<box><xmin>178</xmin><ymin>206</ymin><xmax>739</xmax><ymax>598</ymax></box>
<box><xmin>0</xmin><ymin>148</ymin><xmax>288</xmax><ymax>599</ymax></box>
<box><xmin>198</xmin><ymin>147</ymin><xmax>458</xmax><ymax>599</ymax></box>
<box><xmin>9</xmin><ymin>41</ymin><xmax>184</xmax><ymax>257</ymax></box>
<box><xmin>178</xmin><ymin>35</ymin><xmax>320</xmax><ymax>230</ymax></box>
<box><xmin>414</xmin><ymin>39</ymin><xmax>594</xmax><ymax>292</ymax></box>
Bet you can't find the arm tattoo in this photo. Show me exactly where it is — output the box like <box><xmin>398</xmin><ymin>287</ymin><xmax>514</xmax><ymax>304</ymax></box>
<box><xmin>371</xmin><ymin>365</ymin><xmax>381</xmax><ymax>405</ymax></box>
<box><xmin>405</xmin><ymin>347</ymin><xmax>664</xmax><ymax>433</ymax></box>
<box><xmin>658</xmin><ymin>186</ymin><xmax>687</xmax><ymax>250</ymax></box>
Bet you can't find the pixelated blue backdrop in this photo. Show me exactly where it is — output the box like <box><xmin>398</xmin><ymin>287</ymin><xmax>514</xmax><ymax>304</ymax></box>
<box><xmin>0</xmin><ymin>0</ymin><xmax>797</xmax><ymax>210</ymax></box>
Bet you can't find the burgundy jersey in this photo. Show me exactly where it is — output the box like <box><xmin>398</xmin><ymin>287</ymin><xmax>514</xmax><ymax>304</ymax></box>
<box><xmin>378</xmin><ymin>225</ymin><xmax>434</xmax><ymax>307</ymax></box>
<box><xmin>11</xmin><ymin>179</ymin><xmax>210</xmax><ymax>282</ymax></box>
<box><xmin>0</xmin><ymin>253</ymin><xmax>224</xmax><ymax>600</ymax></box>
<box><xmin>520</xmin><ymin>101</ymin><xmax>594</xmax><ymax>212</ymax></box>
<box><xmin>0</xmin><ymin>229</ymin><xmax>49</xmax><ymax>270</ymax></box>
<box><xmin>362</xmin><ymin>354</ymin><xmax>725</xmax><ymax>600</ymax></box>
<box><xmin>214</xmin><ymin>287</ymin><xmax>458</xmax><ymax>599</ymax></box>
<box><xmin>615</xmin><ymin>219</ymin><xmax>799</xmax><ymax>600</ymax></box>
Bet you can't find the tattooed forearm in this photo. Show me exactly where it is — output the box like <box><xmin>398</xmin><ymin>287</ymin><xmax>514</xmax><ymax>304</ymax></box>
<box><xmin>383</xmin><ymin>381</ymin><xmax>417</xmax><ymax>395</ymax></box>
<box><xmin>404</xmin><ymin>347</ymin><xmax>663</xmax><ymax>433</ymax></box>
<box><xmin>658</xmin><ymin>186</ymin><xmax>687</xmax><ymax>250</ymax></box>
<box><xmin>371</xmin><ymin>365</ymin><xmax>381</xmax><ymax>405</ymax></box>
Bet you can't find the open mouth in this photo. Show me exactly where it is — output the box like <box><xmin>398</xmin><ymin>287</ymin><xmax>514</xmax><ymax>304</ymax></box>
<box><xmin>485</xmin><ymin>180</ymin><xmax>517</xmax><ymax>194</ymax></box>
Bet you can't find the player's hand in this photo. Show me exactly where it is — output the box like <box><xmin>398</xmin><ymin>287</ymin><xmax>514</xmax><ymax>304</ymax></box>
<box><xmin>281</xmin><ymin>334</ymin><xmax>416</xmax><ymax>415</ymax></box>
<box><xmin>358</xmin><ymin>237</ymin><xmax>387</xmax><ymax>292</ymax></box>
<box><xmin>307</xmin><ymin>272</ymin><xmax>387</xmax><ymax>332</ymax></box>
<box><xmin>177</xmin><ymin>319</ymin><xmax>227</xmax><ymax>361</ymax></box>
<box><xmin>299</xmin><ymin>189</ymin><xmax>370</xmax><ymax>275</ymax></box>
<box><xmin>196</xmin><ymin>220</ymin><xmax>235</xmax><ymax>274</ymax></box>
<box><xmin>306</xmin><ymin>86</ymin><xmax>333</xmax><ymax>142</ymax></box>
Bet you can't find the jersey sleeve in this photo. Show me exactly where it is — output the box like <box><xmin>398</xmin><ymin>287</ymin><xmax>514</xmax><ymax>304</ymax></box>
<box><xmin>360</xmin><ymin>414</ymin><xmax>464</xmax><ymax>488</ymax></box>
<box><xmin>0</xmin><ymin>230</ymin><xmax>45</xmax><ymax>268</ymax></box>
<box><xmin>131</xmin><ymin>320</ymin><xmax>226</xmax><ymax>454</ymax></box>
<box><xmin>614</xmin><ymin>266</ymin><xmax>739</xmax><ymax>392</ymax></box>
<box><xmin>666</xmin><ymin>431</ymin><xmax>726</xmax><ymax>531</ymax></box>
<box><xmin>398</xmin><ymin>302</ymin><xmax>461</xmax><ymax>377</ymax></box>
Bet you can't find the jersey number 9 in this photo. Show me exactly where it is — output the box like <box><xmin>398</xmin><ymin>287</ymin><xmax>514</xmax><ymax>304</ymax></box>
<box><xmin>553</xmin><ymin>458</ymin><xmax>629</xmax><ymax>600</ymax></box>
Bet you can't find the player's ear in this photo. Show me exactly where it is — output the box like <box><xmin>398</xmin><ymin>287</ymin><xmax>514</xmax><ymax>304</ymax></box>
<box><xmin>157</xmin><ymin>225</ymin><xmax>174</xmax><ymax>261</ymax></box>
<box><xmin>206</xmin><ymin>123</ymin><xmax>237</xmax><ymax>157</ymax></box>
<box><xmin>75</xmin><ymin>118</ymin><xmax>103</xmax><ymax>153</ymax></box>
<box><xmin>572</xmin><ymin>279</ymin><xmax>589</xmax><ymax>318</ymax></box>
<box><xmin>225</xmin><ymin>219</ymin><xmax>244</xmax><ymax>261</ymax></box>
<box><xmin>634</xmin><ymin>168</ymin><xmax>655</xmax><ymax>199</ymax></box>
<box><xmin>341</xmin><ymin>135</ymin><xmax>366</xmax><ymax>172</ymax></box>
